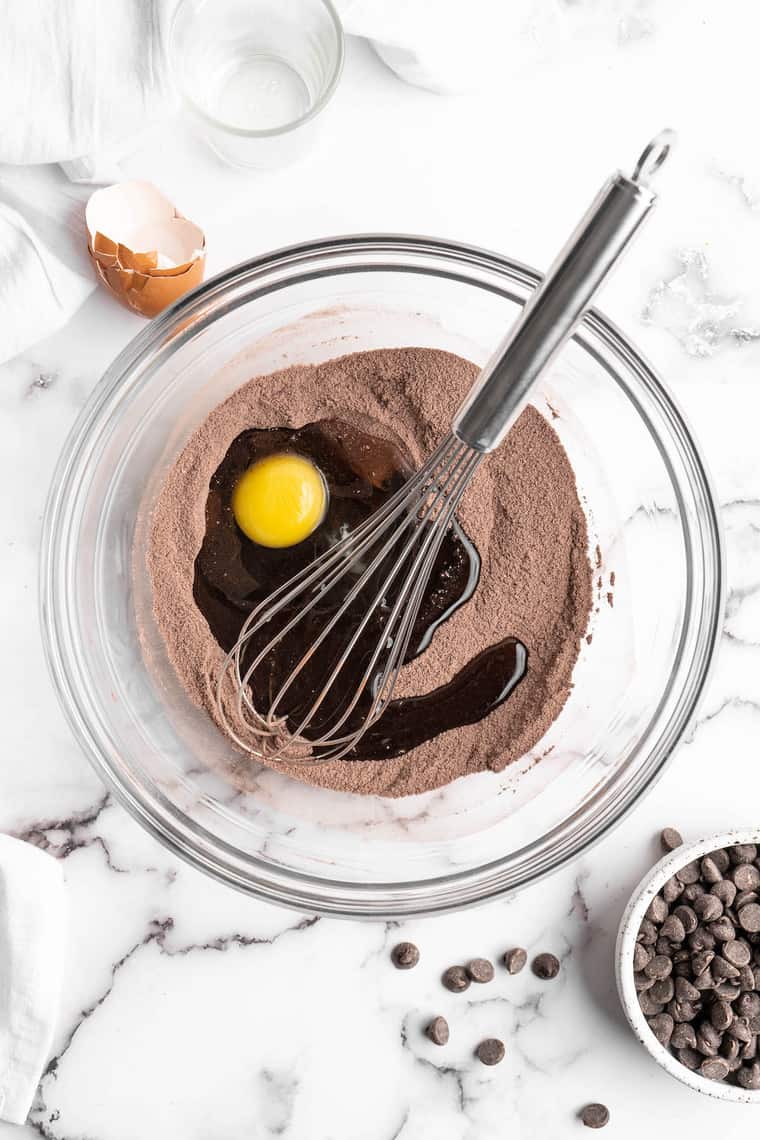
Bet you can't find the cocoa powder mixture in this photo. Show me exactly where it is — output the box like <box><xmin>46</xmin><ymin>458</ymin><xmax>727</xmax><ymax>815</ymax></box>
<box><xmin>147</xmin><ymin>347</ymin><xmax>592</xmax><ymax>798</ymax></box>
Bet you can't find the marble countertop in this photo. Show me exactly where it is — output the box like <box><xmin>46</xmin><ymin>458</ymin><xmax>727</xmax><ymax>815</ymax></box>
<box><xmin>2</xmin><ymin>3</ymin><xmax>760</xmax><ymax>1136</ymax></box>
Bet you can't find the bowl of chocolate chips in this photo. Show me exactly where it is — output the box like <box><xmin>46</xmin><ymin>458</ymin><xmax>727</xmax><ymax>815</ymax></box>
<box><xmin>617</xmin><ymin>828</ymin><xmax>760</xmax><ymax>1102</ymax></box>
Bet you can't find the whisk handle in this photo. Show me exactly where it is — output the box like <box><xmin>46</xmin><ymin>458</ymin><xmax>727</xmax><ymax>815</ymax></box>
<box><xmin>453</xmin><ymin>130</ymin><xmax>674</xmax><ymax>454</ymax></box>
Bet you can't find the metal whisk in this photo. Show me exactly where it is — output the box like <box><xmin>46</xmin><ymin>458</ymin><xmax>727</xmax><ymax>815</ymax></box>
<box><xmin>216</xmin><ymin>131</ymin><xmax>674</xmax><ymax>765</ymax></box>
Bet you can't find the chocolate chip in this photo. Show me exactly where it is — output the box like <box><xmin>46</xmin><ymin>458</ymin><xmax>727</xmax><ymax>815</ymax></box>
<box><xmin>633</xmin><ymin>943</ymin><xmax>653</xmax><ymax>972</ymax></box>
<box><xmin>712</xmin><ymin>880</ymin><xmax>737</xmax><ymax>907</ymax></box>
<box><xmin>733</xmin><ymin>865</ymin><xmax>760</xmax><ymax>892</ymax></box>
<box><xmin>678</xmin><ymin>1046</ymin><xmax>701</xmax><ymax>1070</ymax></box>
<box><xmin>737</xmin><ymin>1062</ymin><xmax>760</xmax><ymax>1089</ymax></box>
<box><xmin>714</xmin><ymin>982</ymin><xmax>742</xmax><ymax>1001</ymax></box>
<box><xmin>580</xmin><ymin>1103</ymin><xmax>609</xmax><ymax>1129</ymax></box>
<box><xmin>711</xmin><ymin>1000</ymin><xmax>734</xmax><ymax>1033</ymax></box>
<box><xmin>723</xmin><ymin>940</ymin><xmax>752</xmax><ymax>968</ymax></box>
<box><xmin>637</xmin><ymin>920</ymin><xmax>658</xmax><ymax>946</ymax></box>
<box><xmin>661</xmin><ymin>828</ymin><xmax>683</xmax><ymax>852</ymax></box>
<box><xmin>740</xmin><ymin>905</ymin><xmax>760</xmax><ymax>934</ymax></box>
<box><xmin>742</xmin><ymin>1035</ymin><xmax>758</xmax><ymax>1061</ymax></box>
<box><xmin>675</xmin><ymin>976</ymin><xmax>701</xmax><ymax>1002</ymax></box>
<box><xmin>682</xmin><ymin>883</ymin><xmax>706</xmax><ymax>902</ymax></box>
<box><xmin>691</xmin><ymin>950</ymin><xmax>715</xmax><ymax>976</ymax></box>
<box><xmin>671</xmin><ymin>1022</ymin><xmax>697</xmax><ymax>1050</ymax></box>
<box><xmin>648</xmin><ymin>1012</ymin><xmax>674</xmax><ymax>1047</ymax></box>
<box><xmin>701</xmin><ymin>856</ymin><xmax>724</xmax><ymax>884</ymax></box>
<box><xmin>736</xmin><ymin>892</ymin><xmax>760</xmax><ymax>912</ymax></box>
<box><xmin>465</xmin><ymin>957</ymin><xmax>494</xmax><ymax>984</ymax></box>
<box><xmin>655</xmin><ymin>936</ymin><xmax>672</xmax><ymax>956</ymax></box>
<box><xmin>692</xmin><ymin>969</ymin><xmax>715</xmax><ymax>992</ymax></box>
<box><xmin>737</xmin><ymin>992</ymin><xmax>760</xmax><ymax>1018</ymax></box>
<box><xmin>712</xmin><ymin>849</ymin><xmax>731</xmax><ymax>873</ymax></box>
<box><xmin>645</xmin><ymin>954</ymin><xmax>673</xmax><ymax>980</ymax></box>
<box><xmin>731</xmin><ymin>844</ymin><xmax>758</xmax><ymax>865</ymax></box>
<box><xmin>476</xmin><ymin>1038</ymin><xmax>504</xmax><ymax>1066</ymax></box>
<box><xmin>503</xmin><ymin>947</ymin><xmax>527</xmax><ymax>975</ymax></box>
<box><xmin>700</xmin><ymin>1057</ymin><xmax>730</xmax><ymax>1081</ymax></box>
<box><xmin>650</xmin><ymin>977</ymin><xmax>675</xmax><ymax>1004</ymax></box>
<box><xmin>425</xmin><ymin>1016</ymin><xmax>449</xmax><ymax>1046</ymax></box>
<box><xmin>668</xmin><ymin>997</ymin><xmax>698</xmax><ymax>1022</ymax></box>
<box><xmin>674</xmin><ymin>905</ymin><xmax>698</xmax><ymax>935</ymax></box>
<box><xmin>710</xmin><ymin>917</ymin><xmax>736</xmax><ymax>943</ymax></box>
<box><xmin>694</xmin><ymin>894</ymin><xmax>723</xmax><ymax>923</ymax></box>
<box><xmin>728</xmin><ymin>1018</ymin><xmax>754</xmax><ymax>1044</ymax></box>
<box><xmin>391</xmin><ymin>942</ymin><xmax>419</xmax><ymax>969</ymax></box>
<box><xmin>696</xmin><ymin>1021</ymin><xmax>722</xmax><ymax>1056</ymax></box>
<box><xmin>635</xmin><ymin>970</ymin><xmax>655</xmax><ymax>992</ymax></box>
<box><xmin>647</xmin><ymin>895</ymin><xmax>668</xmax><ymax>924</ymax></box>
<box><xmin>722</xmin><ymin>1034</ymin><xmax>741</xmax><ymax>1061</ymax></box>
<box><xmin>663</xmin><ymin>876</ymin><xmax>685</xmax><ymax>904</ymax></box>
<box><xmin>640</xmin><ymin>991</ymin><xmax>665</xmax><ymax>1016</ymax></box>
<box><xmin>532</xmin><ymin>952</ymin><xmax>560</xmax><ymax>980</ymax></box>
<box><xmin>661</xmin><ymin>914</ymin><xmax>686</xmax><ymax>943</ymax></box>
<box><xmin>442</xmin><ymin>966</ymin><xmax>470</xmax><ymax>993</ymax></box>
<box><xmin>677</xmin><ymin>861</ymin><xmax>701</xmax><ymax>885</ymax></box>
<box><xmin>688</xmin><ymin>930</ymin><xmax>716</xmax><ymax>955</ymax></box>
<box><xmin>739</xmin><ymin>965</ymin><xmax>756</xmax><ymax>991</ymax></box>
<box><xmin>712</xmin><ymin>956</ymin><xmax>740</xmax><ymax>981</ymax></box>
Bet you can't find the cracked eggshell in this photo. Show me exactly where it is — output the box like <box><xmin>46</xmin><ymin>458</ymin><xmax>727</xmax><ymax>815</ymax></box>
<box><xmin>85</xmin><ymin>181</ymin><xmax>205</xmax><ymax>318</ymax></box>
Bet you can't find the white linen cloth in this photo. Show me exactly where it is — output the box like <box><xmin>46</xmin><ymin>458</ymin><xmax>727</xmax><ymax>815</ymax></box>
<box><xmin>0</xmin><ymin>834</ymin><xmax>66</xmax><ymax>1125</ymax></box>
<box><xmin>0</xmin><ymin>0</ymin><xmax>505</xmax><ymax>365</ymax></box>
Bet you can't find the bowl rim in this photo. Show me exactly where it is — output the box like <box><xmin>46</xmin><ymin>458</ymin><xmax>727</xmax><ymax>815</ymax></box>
<box><xmin>616</xmin><ymin>829</ymin><xmax>760</xmax><ymax>1103</ymax></box>
<box><xmin>39</xmin><ymin>233</ymin><xmax>726</xmax><ymax>917</ymax></box>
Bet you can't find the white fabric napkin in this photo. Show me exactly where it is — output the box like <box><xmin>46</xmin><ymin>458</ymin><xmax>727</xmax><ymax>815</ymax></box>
<box><xmin>0</xmin><ymin>0</ymin><xmax>506</xmax><ymax>366</ymax></box>
<box><xmin>0</xmin><ymin>834</ymin><xmax>66</xmax><ymax>1126</ymax></box>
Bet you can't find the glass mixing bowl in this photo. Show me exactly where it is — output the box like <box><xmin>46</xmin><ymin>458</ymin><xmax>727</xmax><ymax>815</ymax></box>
<box><xmin>40</xmin><ymin>236</ymin><xmax>724</xmax><ymax>917</ymax></box>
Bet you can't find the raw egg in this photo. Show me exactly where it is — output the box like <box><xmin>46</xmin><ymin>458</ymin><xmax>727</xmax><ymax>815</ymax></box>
<box><xmin>232</xmin><ymin>454</ymin><xmax>327</xmax><ymax>548</ymax></box>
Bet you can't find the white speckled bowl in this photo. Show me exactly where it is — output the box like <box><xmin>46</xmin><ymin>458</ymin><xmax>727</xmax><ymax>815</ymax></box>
<box><xmin>616</xmin><ymin>829</ymin><xmax>760</xmax><ymax>1103</ymax></box>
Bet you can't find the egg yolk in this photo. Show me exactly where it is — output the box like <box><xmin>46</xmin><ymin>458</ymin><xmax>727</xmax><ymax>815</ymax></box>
<box><xmin>231</xmin><ymin>453</ymin><xmax>327</xmax><ymax>548</ymax></box>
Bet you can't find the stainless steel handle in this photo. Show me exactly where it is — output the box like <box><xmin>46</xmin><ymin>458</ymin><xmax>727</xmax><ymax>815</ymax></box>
<box><xmin>453</xmin><ymin>130</ymin><xmax>674</xmax><ymax>453</ymax></box>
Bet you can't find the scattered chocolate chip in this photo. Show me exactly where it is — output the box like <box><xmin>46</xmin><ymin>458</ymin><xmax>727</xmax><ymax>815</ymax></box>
<box><xmin>476</xmin><ymin>1038</ymin><xmax>504</xmax><ymax>1066</ymax></box>
<box><xmin>728</xmin><ymin>1019</ymin><xmax>753</xmax><ymax>1044</ymax></box>
<box><xmin>715</xmin><ymin>981</ymin><xmax>742</xmax><ymax>1001</ymax></box>
<box><xmin>712</xmin><ymin>956</ymin><xmax>740</xmax><ymax>981</ymax></box>
<box><xmin>441</xmin><ymin>965</ymin><xmax>470</xmax><ymax>993</ymax></box>
<box><xmin>661</xmin><ymin>828</ymin><xmax>683</xmax><ymax>852</ymax></box>
<box><xmin>650</xmin><ymin>977</ymin><xmax>675</xmax><ymax>1004</ymax></box>
<box><xmin>503</xmin><ymin>947</ymin><xmax>527</xmax><ymax>975</ymax></box>
<box><xmin>655</xmin><ymin>935</ymin><xmax>672</xmax><ymax>956</ymax></box>
<box><xmin>639</xmin><ymin>990</ymin><xmax>665</xmax><ymax>1016</ymax></box>
<box><xmin>678</xmin><ymin>1046</ymin><xmax>700</xmax><ymax>1070</ymax></box>
<box><xmin>739</xmin><ymin>965</ymin><xmax>756</xmax><ymax>991</ymax></box>
<box><xmin>466</xmin><ymin>958</ymin><xmax>494</xmax><ymax>984</ymax></box>
<box><xmin>425</xmin><ymin>1016</ymin><xmax>449</xmax><ymax>1046</ymax></box>
<box><xmin>710</xmin><ymin>917</ymin><xmax>736</xmax><ymax>943</ymax></box>
<box><xmin>634</xmin><ymin>970</ymin><xmax>655</xmax><ymax>992</ymax></box>
<box><xmin>691</xmin><ymin>950</ymin><xmax>714</xmax><ymax>976</ymax></box>
<box><xmin>712</xmin><ymin>849</ymin><xmax>731</xmax><ymax>873</ymax></box>
<box><xmin>737</xmin><ymin>891</ymin><xmax>760</xmax><ymax>911</ymax></box>
<box><xmin>696</xmin><ymin>1021</ymin><xmax>722</xmax><ymax>1056</ymax></box>
<box><xmin>682</xmin><ymin>883</ymin><xmax>706</xmax><ymax>902</ymax></box>
<box><xmin>580</xmin><ymin>1103</ymin><xmax>609</xmax><ymax>1129</ymax></box>
<box><xmin>737</xmin><ymin>992</ymin><xmax>760</xmax><ymax>1018</ymax></box>
<box><xmin>700</xmin><ymin>1057</ymin><xmax>730</xmax><ymax>1081</ymax></box>
<box><xmin>391</xmin><ymin>942</ymin><xmax>419</xmax><ymax>969</ymax></box>
<box><xmin>648</xmin><ymin>1012</ymin><xmax>674</xmax><ymax>1047</ymax></box>
<box><xmin>688</xmin><ymin>927</ymin><xmax>715</xmax><ymax>952</ymax></box>
<box><xmin>532</xmin><ymin>952</ymin><xmax>560</xmax><ymax>980</ymax></box>
<box><xmin>740</xmin><ymin>905</ymin><xmax>760</xmax><ymax>934</ymax></box>
<box><xmin>731</xmin><ymin>845</ymin><xmax>758</xmax><ymax>865</ymax></box>
<box><xmin>668</xmin><ymin>997</ymin><xmax>698</xmax><ymax>1022</ymax></box>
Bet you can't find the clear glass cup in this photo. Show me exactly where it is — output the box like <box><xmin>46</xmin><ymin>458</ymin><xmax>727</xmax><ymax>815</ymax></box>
<box><xmin>169</xmin><ymin>0</ymin><xmax>344</xmax><ymax>168</ymax></box>
<box><xmin>40</xmin><ymin>236</ymin><xmax>724</xmax><ymax>918</ymax></box>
